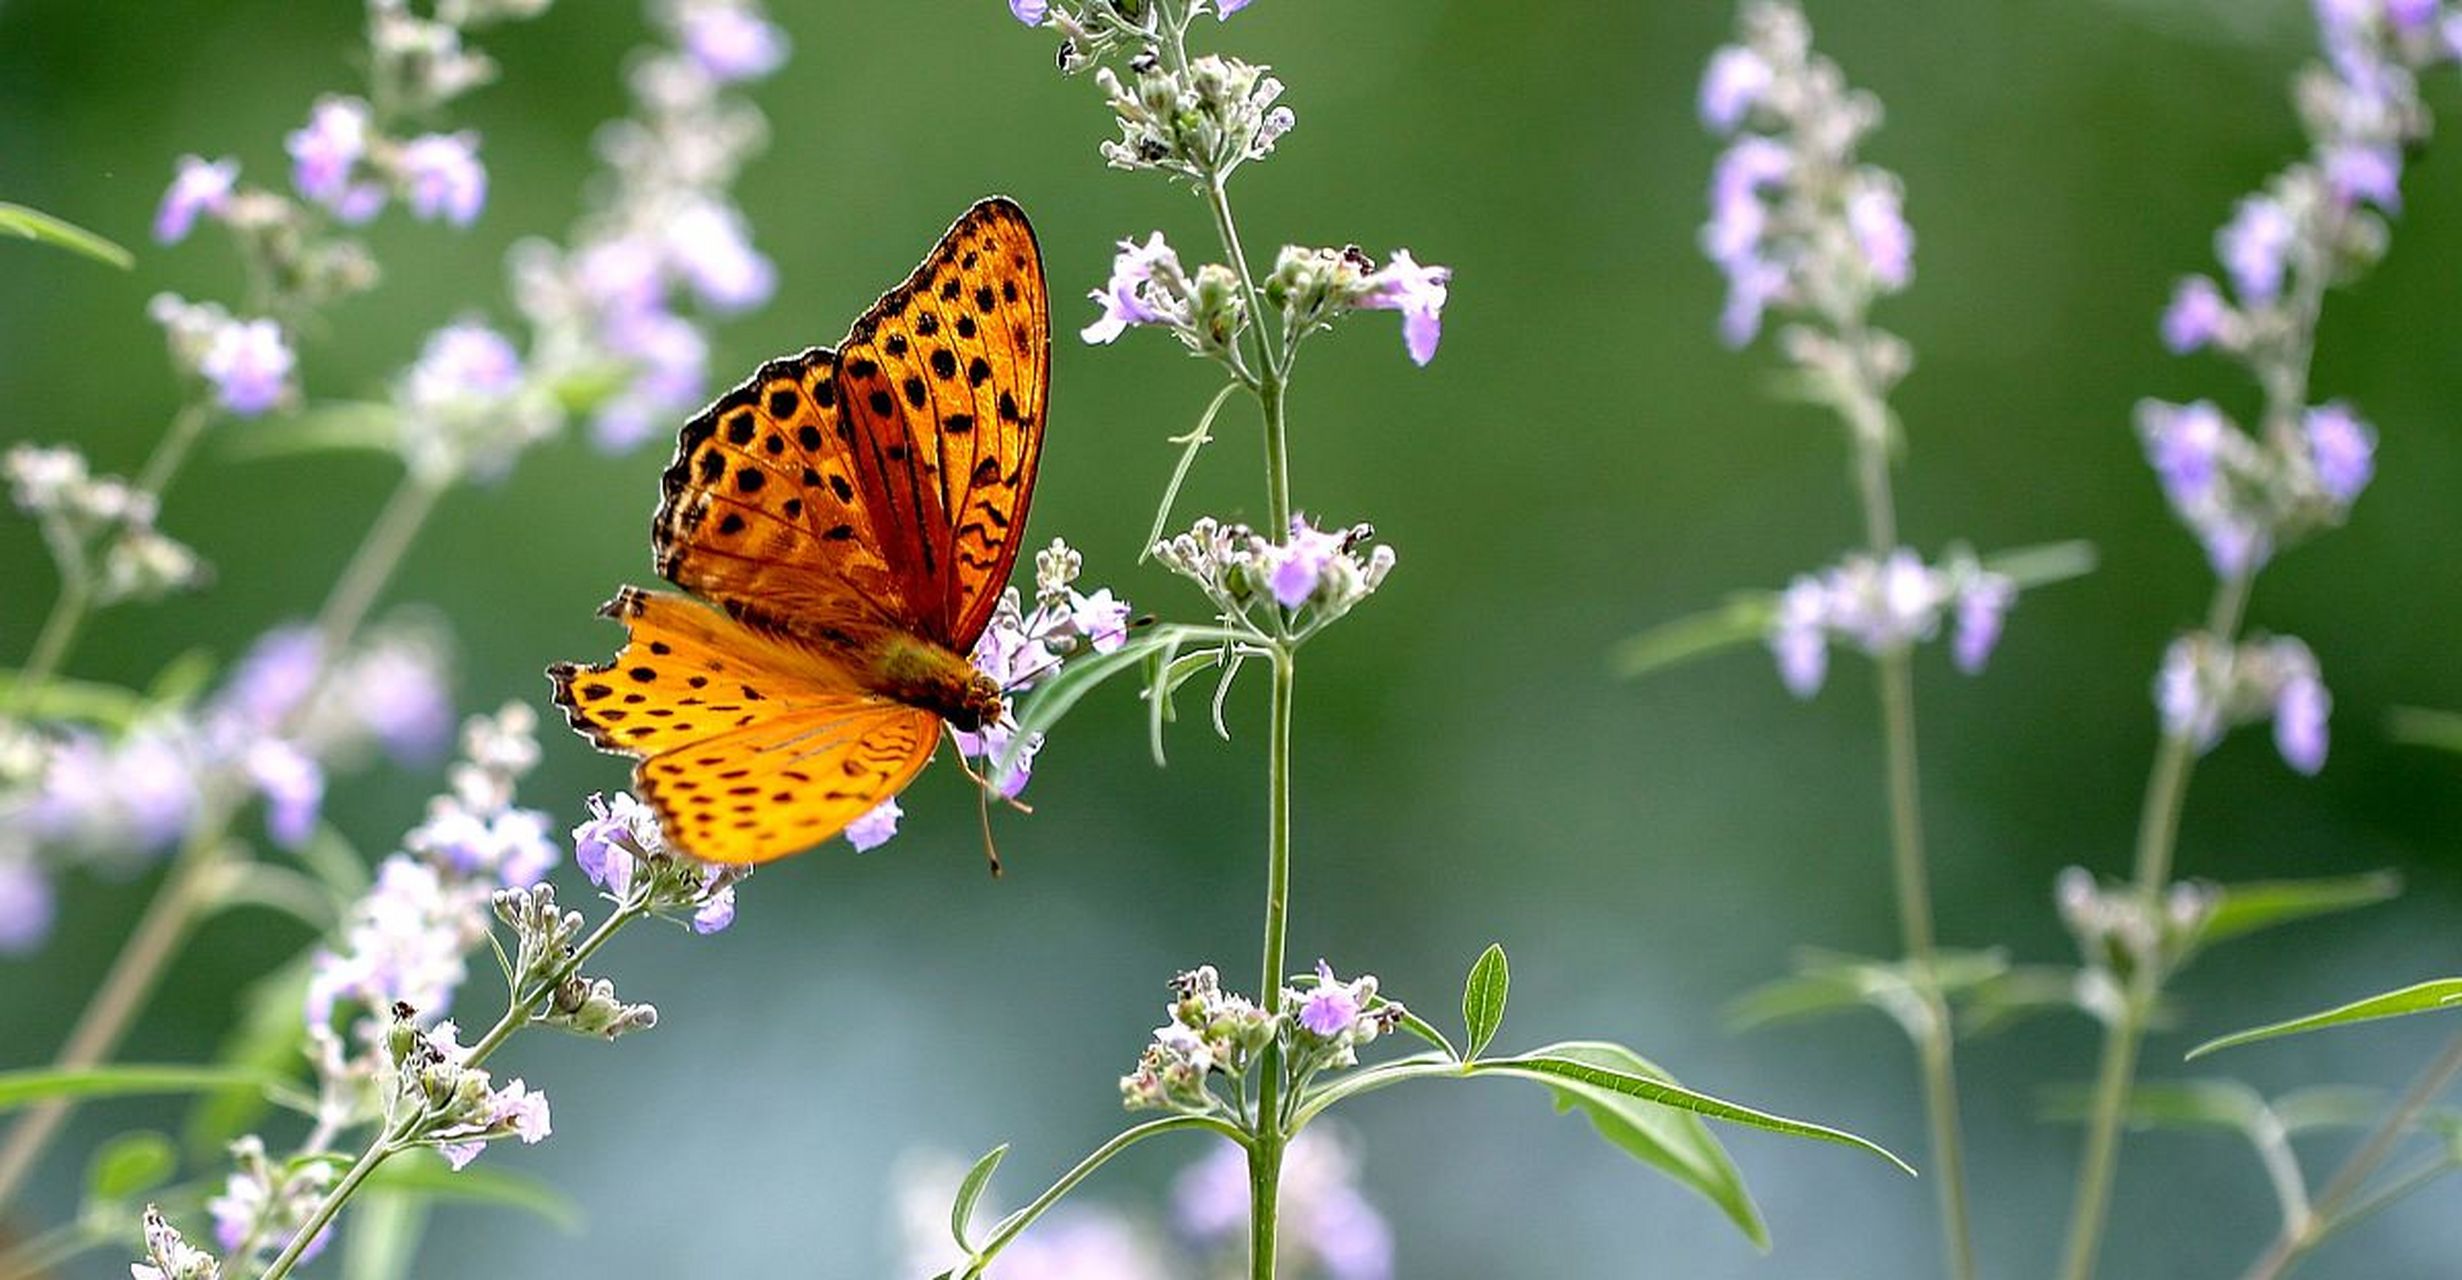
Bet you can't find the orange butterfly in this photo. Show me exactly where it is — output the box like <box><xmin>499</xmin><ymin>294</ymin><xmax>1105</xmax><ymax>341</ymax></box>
<box><xmin>549</xmin><ymin>197</ymin><xmax>1048</xmax><ymax>866</ymax></box>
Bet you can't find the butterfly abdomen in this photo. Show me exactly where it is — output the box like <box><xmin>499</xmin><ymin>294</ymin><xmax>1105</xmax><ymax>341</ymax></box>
<box><xmin>866</xmin><ymin>633</ymin><xmax>1002</xmax><ymax>733</ymax></box>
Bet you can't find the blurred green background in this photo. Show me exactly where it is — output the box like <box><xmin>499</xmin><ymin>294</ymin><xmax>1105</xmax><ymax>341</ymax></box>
<box><xmin>6</xmin><ymin>0</ymin><xmax>2462</xmax><ymax>1275</ymax></box>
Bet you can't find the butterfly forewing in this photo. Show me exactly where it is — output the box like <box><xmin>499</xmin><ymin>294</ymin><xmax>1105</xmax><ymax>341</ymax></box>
<box><xmin>834</xmin><ymin>196</ymin><xmax>1048</xmax><ymax>651</ymax></box>
<box><xmin>653</xmin><ymin>347</ymin><xmax>908</xmax><ymax>642</ymax></box>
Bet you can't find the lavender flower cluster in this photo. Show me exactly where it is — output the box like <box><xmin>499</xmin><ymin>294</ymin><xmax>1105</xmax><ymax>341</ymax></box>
<box><xmin>1086</xmin><ymin>230</ymin><xmax>1451</xmax><ymax>369</ymax></box>
<box><xmin>1767</xmin><ymin>550</ymin><xmax>2016</xmax><ymax>698</ymax></box>
<box><xmin>1152</xmin><ymin>515</ymin><xmax>1398</xmax><ymax>641</ymax></box>
<box><xmin>1120</xmin><ymin>962</ymin><xmax>1400</xmax><ymax>1116</ymax></box>
<box><xmin>0</xmin><ymin>621</ymin><xmax>450</xmax><ymax>953</ymax></box>
<box><xmin>1700</xmin><ymin>0</ymin><xmax>1913</xmax><ymax>349</ymax></box>
<box><xmin>2130</xmin><ymin>0</ymin><xmax>2452</xmax><ymax>772</ymax></box>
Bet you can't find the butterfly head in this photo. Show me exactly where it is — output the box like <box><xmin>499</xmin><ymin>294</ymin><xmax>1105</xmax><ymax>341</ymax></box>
<box><xmin>949</xmin><ymin>670</ymin><xmax>1005</xmax><ymax>735</ymax></box>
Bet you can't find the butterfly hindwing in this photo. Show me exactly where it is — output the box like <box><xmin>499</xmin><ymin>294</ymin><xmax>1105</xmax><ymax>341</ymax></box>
<box><xmin>550</xmin><ymin>588</ymin><xmax>937</xmax><ymax>861</ymax></box>
<box><xmin>635</xmin><ymin>700</ymin><xmax>940</xmax><ymax>865</ymax></box>
<box><xmin>834</xmin><ymin>196</ymin><xmax>1048</xmax><ymax>651</ymax></box>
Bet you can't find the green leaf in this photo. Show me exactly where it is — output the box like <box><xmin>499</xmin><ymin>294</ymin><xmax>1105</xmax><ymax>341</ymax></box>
<box><xmin>0</xmin><ymin>1065</ymin><xmax>283</xmax><ymax>1112</ymax></box>
<box><xmin>1140</xmin><ymin>380</ymin><xmax>1244</xmax><ymax>562</ymax></box>
<box><xmin>0</xmin><ymin>670</ymin><xmax>152</xmax><ymax>727</ymax></box>
<box><xmin>950</xmin><ymin>1144</ymin><xmax>1008</xmax><ymax>1253</ymax></box>
<box><xmin>1609</xmin><ymin>597</ymin><xmax>1773</xmax><ymax>681</ymax></box>
<box><xmin>145</xmin><ymin>648</ymin><xmax>221</xmax><ymax>710</ymax></box>
<box><xmin>1001</xmin><ymin>624</ymin><xmax>1246</xmax><ymax>775</ymax></box>
<box><xmin>85</xmin><ymin>1131</ymin><xmax>177</xmax><ymax>1202</ymax></box>
<box><xmin>2188</xmin><ymin>979</ymin><xmax>2462</xmax><ymax>1059</ymax></box>
<box><xmin>1461</xmin><ymin>944</ymin><xmax>1509</xmax><ymax>1060</ymax></box>
<box><xmin>0</xmin><ymin>201</ymin><xmax>133</xmax><ymax>269</ymax></box>
<box><xmin>341</xmin><ymin>1190</ymin><xmax>431</xmax><ymax>1280</ymax></box>
<box><xmin>1958</xmin><ymin>965</ymin><xmax>2091</xmax><ymax>1038</ymax></box>
<box><xmin>2040</xmin><ymin>1078</ymin><xmax>2261</xmax><ymax>1132</ymax></box>
<box><xmin>1726</xmin><ymin>948</ymin><xmax>2011</xmax><ymax>1041</ymax></box>
<box><xmin>1477</xmin><ymin>1043</ymin><xmax>1914</xmax><ymax>1176</ymax></box>
<box><xmin>547</xmin><ymin>361</ymin><xmax>637</xmax><ymax>417</ymax></box>
<box><xmin>1981</xmin><ymin>539</ymin><xmax>2100</xmax><ymax>590</ymax></box>
<box><xmin>2195</xmin><ymin>872</ymin><xmax>2402</xmax><ymax>950</ymax></box>
<box><xmin>2387</xmin><ymin>706</ymin><xmax>2462</xmax><ymax>754</ymax></box>
<box><xmin>2272</xmin><ymin>1086</ymin><xmax>2390</xmax><ymax>1135</ymax></box>
<box><xmin>223</xmin><ymin>401</ymin><xmax>402</xmax><ymax>460</ymax></box>
<box><xmin>361</xmin><ymin>1152</ymin><xmax>582</xmax><ymax>1231</ymax></box>
<box><xmin>1480</xmin><ymin>1042</ymin><xmax>1771</xmax><ymax>1248</ymax></box>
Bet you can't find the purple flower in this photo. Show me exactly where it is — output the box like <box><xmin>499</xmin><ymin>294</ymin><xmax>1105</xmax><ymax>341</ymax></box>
<box><xmin>287</xmin><ymin>97</ymin><xmax>373</xmax><ymax>210</ymax></box>
<box><xmin>2303</xmin><ymin>401</ymin><xmax>2376</xmax><ymax>503</ymax></box>
<box><xmin>154</xmin><ymin>155</ymin><xmax>238</xmax><ymax>245</ymax></box>
<box><xmin>410</xmin><ymin>802</ymin><xmax>559</xmax><ymax>886</ymax></box>
<box><xmin>0</xmin><ymin>860</ymin><xmax>55</xmax><ymax>955</ymax></box>
<box><xmin>2217</xmin><ymin>195</ymin><xmax>2294</xmax><ymax>304</ymax></box>
<box><xmin>1269</xmin><ymin>516</ymin><xmax>1346</xmax><ymax>608</ymax></box>
<box><xmin>2143</xmin><ymin>400</ymin><xmax>2229</xmax><ymax>509</ymax></box>
<box><xmin>2161</xmin><ymin>276</ymin><xmax>2228</xmax><ymax>354</ymax></box>
<box><xmin>1718</xmin><ymin>253</ymin><xmax>1787</xmax><ymax>348</ymax></box>
<box><xmin>1217</xmin><ymin>0</ymin><xmax>1254</xmax><ymax>16</ymax></box>
<box><xmin>221</xmin><ymin>626</ymin><xmax>325</xmax><ymax>732</ymax></box>
<box><xmin>596</xmin><ymin>307</ymin><xmax>710</xmax><ymax>451</ymax></box>
<box><xmin>350</xmin><ymin>643</ymin><xmax>454</xmax><ymax>764</ymax></box>
<box><xmin>954</xmin><ymin>722</ymin><xmax>1042</xmax><ymax>799</ymax></box>
<box><xmin>410</xmin><ymin>322</ymin><xmax>524</xmax><ymax>401</ymax></box>
<box><xmin>1359</xmin><ymin>249</ymin><xmax>1452</xmax><ymax>366</ymax></box>
<box><xmin>246</xmin><ymin>739</ymin><xmax>324</xmax><ymax>850</ymax></box>
<box><xmin>1700</xmin><ymin>45</ymin><xmax>1773</xmax><ymax>132</ymax></box>
<box><xmin>200</xmin><ymin>318</ymin><xmax>295</xmax><ymax>417</ymax></box>
<box><xmin>691</xmin><ymin>880</ymin><xmax>738</xmax><ymax>933</ymax></box>
<box><xmin>665</xmin><ymin>202</ymin><xmax>775</xmax><ymax>313</ymax></box>
<box><xmin>845</xmin><ymin>797</ymin><xmax>903</xmax><ymax>852</ymax></box>
<box><xmin>2326</xmin><ymin>143</ymin><xmax>2403</xmax><ymax>211</ymax></box>
<box><xmin>1008</xmin><ymin>0</ymin><xmax>1049</xmax><ymax>24</ymax></box>
<box><xmin>1069</xmin><ymin>588</ymin><xmax>1132</xmax><ymax>654</ymax></box>
<box><xmin>2274</xmin><ymin>664</ymin><xmax>2331</xmax><ymax>775</ymax></box>
<box><xmin>572</xmin><ymin>791</ymin><xmax>661</xmax><ymax>896</ymax></box>
<box><xmin>400</xmin><ymin>133</ymin><xmax>488</xmax><ymax>227</ymax></box>
<box><xmin>1769</xmin><ymin>575</ymin><xmax>1829</xmax><ymax>698</ymax></box>
<box><xmin>1082</xmin><ymin>232</ymin><xmax>1181</xmax><ymax>345</ymax></box>
<box><xmin>2155</xmin><ymin>638</ymin><xmax>2219</xmax><ymax>748</ymax></box>
<box><xmin>577</xmin><ymin>236</ymin><xmax>667</xmax><ymax>319</ymax></box>
<box><xmin>2387</xmin><ymin>0</ymin><xmax>2439</xmax><ymax>34</ymax></box>
<box><xmin>1952</xmin><ymin>574</ymin><xmax>2016</xmax><ymax>675</ymax></box>
<box><xmin>1297</xmin><ymin>968</ymin><xmax>1360</xmax><ymax>1038</ymax></box>
<box><xmin>1703</xmin><ymin>137</ymin><xmax>1789</xmax><ymax>268</ymax></box>
<box><xmin>1847</xmin><ymin>185</ymin><xmax>1914</xmax><ymax>290</ymax></box>
<box><xmin>305</xmin><ymin>855</ymin><xmax>486</xmax><ymax>1023</ymax></box>
<box><xmin>681</xmin><ymin>6</ymin><xmax>789</xmax><ymax>82</ymax></box>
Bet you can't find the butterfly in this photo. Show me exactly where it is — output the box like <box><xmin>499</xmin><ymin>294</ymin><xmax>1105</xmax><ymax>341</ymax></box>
<box><xmin>549</xmin><ymin>196</ymin><xmax>1048</xmax><ymax>866</ymax></box>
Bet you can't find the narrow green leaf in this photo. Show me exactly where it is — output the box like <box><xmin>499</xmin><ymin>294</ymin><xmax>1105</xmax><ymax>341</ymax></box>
<box><xmin>144</xmin><ymin>648</ymin><xmax>221</xmax><ymax>710</ymax></box>
<box><xmin>1609</xmin><ymin>597</ymin><xmax>1773</xmax><ymax>681</ymax></box>
<box><xmin>1480</xmin><ymin>1042</ymin><xmax>1770</xmax><ymax>1248</ymax></box>
<box><xmin>1724</xmin><ymin>970</ymin><xmax>1875</xmax><ymax>1032</ymax></box>
<box><xmin>340</xmin><ymin>1189</ymin><xmax>431</xmax><ymax>1280</ymax></box>
<box><xmin>2272</xmin><ymin>1086</ymin><xmax>2391</xmax><ymax>1135</ymax></box>
<box><xmin>0</xmin><ymin>1065</ymin><xmax>283</xmax><ymax>1112</ymax></box>
<box><xmin>2039</xmin><ymin>1079</ymin><xmax>2262</xmax><ymax>1132</ymax></box>
<box><xmin>950</xmin><ymin>1144</ymin><xmax>1008</xmax><ymax>1253</ymax></box>
<box><xmin>2387</xmin><ymin>706</ymin><xmax>2462</xmax><ymax>754</ymax></box>
<box><xmin>1002</xmin><ymin>625</ymin><xmax>1245</xmax><ymax>774</ymax></box>
<box><xmin>85</xmin><ymin>1131</ymin><xmax>177</xmax><ymax>1202</ymax></box>
<box><xmin>1143</xmin><ymin>634</ymin><xmax>1187</xmax><ymax>767</ymax></box>
<box><xmin>0</xmin><ymin>201</ymin><xmax>133</xmax><ymax>268</ymax></box>
<box><xmin>1477</xmin><ymin>1045</ymin><xmax>1914</xmax><ymax>1176</ymax></box>
<box><xmin>2188</xmin><ymin>979</ymin><xmax>2462</xmax><ymax>1059</ymax></box>
<box><xmin>2196</xmin><ymin>872</ymin><xmax>2402</xmax><ymax>949</ymax></box>
<box><xmin>0</xmin><ymin>670</ymin><xmax>152</xmax><ymax>727</ymax></box>
<box><xmin>1981</xmin><ymin>539</ymin><xmax>2099</xmax><ymax>590</ymax></box>
<box><xmin>1461</xmin><ymin>944</ymin><xmax>1510</xmax><ymax>1060</ymax></box>
<box><xmin>361</xmin><ymin>1153</ymin><xmax>582</xmax><ymax>1231</ymax></box>
<box><xmin>221</xmin><ymin>401</ymin><xmax>401</xmax><ymax>460</ymax></box>
<box><xmin>1957</xmin><ymin>965</ymin><xmax>2091</xmax><ymax>1038</ymax></box>
<box><xmin>1140</xmin><ymin>380</ymin><xmax>1243</xmax><ymax>561</ymax></box>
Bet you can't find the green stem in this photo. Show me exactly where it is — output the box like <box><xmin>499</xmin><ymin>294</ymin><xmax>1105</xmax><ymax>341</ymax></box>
<box><xmin>0</xmin><ymin>469</ymin><xmax>448</xmax><ymax>1212</ymax></box>
<box><xmin>1246</xmin><ymin>648</ymin><xmax>1295</xmax><ymax>1280</ymax></box>
<box><xmin>2059</xmin><ymin>572</ymin><xmax>2252</xmax><ymax>1280</ymax></box>
<box><xmin>1843</xmin><ymin>352</ymin><xmax>1975</xmax><ymax>1280</ymax></box>
<box><xmin>2239</xmin><ymin>1029</ymin><xmax>2462</xmax><ymax>1280</ymax></box>
<box><xmin>258</xmin><ymin>1132</ymin><xmax>397</xmax><ymax>1280</ymax></box>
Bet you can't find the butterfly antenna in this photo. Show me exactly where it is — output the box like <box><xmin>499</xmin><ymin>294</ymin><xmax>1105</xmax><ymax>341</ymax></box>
<box><xmin>975</xmin><ymin>780</ymin><xmax>1004</xmax><ymax>879</ymax></box>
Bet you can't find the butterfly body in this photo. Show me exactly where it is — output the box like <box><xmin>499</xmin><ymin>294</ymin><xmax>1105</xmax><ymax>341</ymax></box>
<box><xmin>550</xmin><ymin>197</ymin><xmax>1048</xmax><ymax>865</ymax></box>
